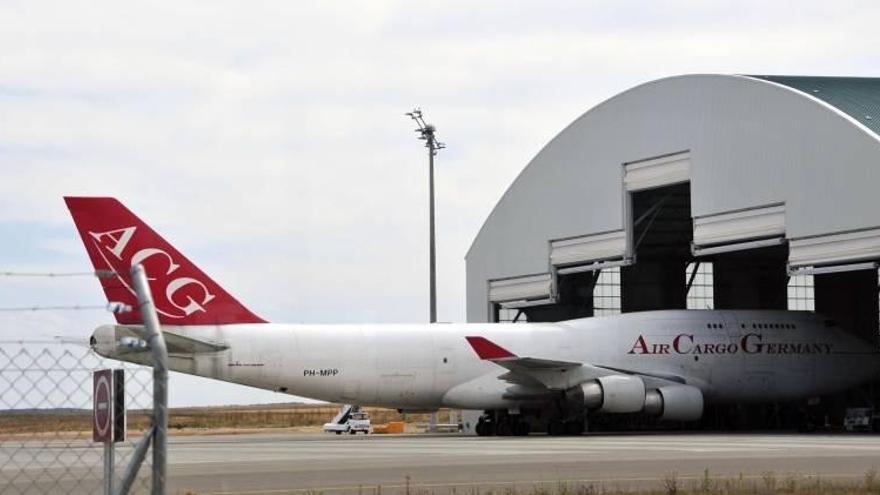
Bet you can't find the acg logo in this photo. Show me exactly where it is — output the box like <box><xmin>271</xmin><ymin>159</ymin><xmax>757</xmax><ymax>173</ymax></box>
<box><xmin>89</xmin><ymin>226</ymin><xmax>215</xmax><ymax>319</ymax></box>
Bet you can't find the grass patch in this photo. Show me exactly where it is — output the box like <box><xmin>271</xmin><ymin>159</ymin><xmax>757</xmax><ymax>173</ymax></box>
<box><xmin>339</xmin><ymin>470</ymin><xmax>880</xmax><ymax>495</ymax></box>
<box><xmin>176</xmin><ymin>470</ymin><xmax>880</xmax><ymax>495</ymax></box>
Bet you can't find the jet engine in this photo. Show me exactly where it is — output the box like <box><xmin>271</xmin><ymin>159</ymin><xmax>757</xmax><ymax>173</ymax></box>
<box><xmin>90</xmin><ymin>325</ymin><xmax>150</xmax><ymax>361</ymax></box>
<box><xmin>642</xmin><ymin>385</ymin><xmax>703</xmax><ymax>421</ymax></box>
<box><xmin>90</xmin><ymin>324</ymin><xmax>121</xmax><ymax>357</ymax></box>
<box><xmin>576</xmin><ymin>375</ymin><xmax>646</xmax><ymax>413</ymax></box>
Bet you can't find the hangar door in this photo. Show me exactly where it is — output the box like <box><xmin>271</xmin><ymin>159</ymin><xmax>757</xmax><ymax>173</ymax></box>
<box><xmin>488</xmin><ymin>273</ymin><xmax>553</xmax><ymax>307</ymax></box>
<box><xmin>692</xmin><ymin>204</ymin><xmax>786</xmax><ymax>257</ymax></box>
<box><xmin>788</xmin><ymin>228</ymin><xmax>880</xmax><ymax>346</ymax></box>
<box><xmin>550</xmin><ymin>230</ymin><xmax>630</xmax><ymax>274</ymax></box>
<box><xmin>621</xmin><ymin>152</ymin><xmax>693</xmax><ymax>312</ymax></box>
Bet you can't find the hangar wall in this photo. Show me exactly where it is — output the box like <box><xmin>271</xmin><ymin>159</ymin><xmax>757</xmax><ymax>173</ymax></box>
<box><xmin>467</xmin><ymin>74</ymin><xmax>880</xmax><ymax>323</ymax></box>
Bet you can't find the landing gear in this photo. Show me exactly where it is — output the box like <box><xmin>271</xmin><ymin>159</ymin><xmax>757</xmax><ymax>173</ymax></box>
<box><xmin>495</xmin><ymin>419</ymin><xmax>513</xmax><ymax>436</ymax></box>
<box><xmin>476</xmin><ymin>412</ymin><xmax>531</xmax><ymax>436</ymax></box>
<box><xmin>475</xmin><ymin>416</ymin><xmax>495</xmax><ymax>437</ymax></box>
<box><xmin>475</xmin><ymin>410</ymin><xmax>587</xmax><ymax>437</ymax></box>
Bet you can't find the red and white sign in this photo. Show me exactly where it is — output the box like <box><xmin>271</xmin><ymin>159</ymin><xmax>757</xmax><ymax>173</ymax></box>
<box><xmin>93</xmin><ymin>369</ymin><xmax>113</xmax><ymax>443</ymax></box>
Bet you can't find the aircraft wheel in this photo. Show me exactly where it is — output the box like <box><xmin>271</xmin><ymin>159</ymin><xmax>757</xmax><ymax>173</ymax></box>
<box><xmin>476</xmin><ymin>421</ymin><xmax>495</xmax><ymax>437</ymax></box>
<box><xmin>496</xmin><ymin>419</ymin><xmax>513</xmax><ymax>436</ymax></box>
<box><xmin>350</xmin><ymin>430</ymin><xmax>357</xmax><ymax>435</ymax></box>
<box><xmin>335</xmin><ymin>431</ymin><xmax>342</xmax><ymax>435</ymax></box>
<box><xmin>513</xmin><ymin>421</ymin><xmax>530</xmax><ymax>436</ymax></box>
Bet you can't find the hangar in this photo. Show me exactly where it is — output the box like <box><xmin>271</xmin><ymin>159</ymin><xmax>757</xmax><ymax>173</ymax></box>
<box><xmin>466</xmin><ymin>74</ymin><xmax>880</xmax><ymax>427</ymax></box>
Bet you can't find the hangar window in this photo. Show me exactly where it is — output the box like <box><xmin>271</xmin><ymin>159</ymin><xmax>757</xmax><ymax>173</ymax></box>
<box><xmin>496</xmin><ymin>307</ymin><xmax>528</xmax><ymax>323</ymax></box>
<box><xmin>686</xmin><ymin>262</ymin><xmax>714</xmax><ymax>310</ymax></box>
<box><xmin>593</xmin><ymin>267</ymin><xmax>621</xmax><ymax>316</ymax></box>
<box><xmin>787</xmin><ymin>273</ymin><xmax>815</xmax><ymax>311</ymax></box>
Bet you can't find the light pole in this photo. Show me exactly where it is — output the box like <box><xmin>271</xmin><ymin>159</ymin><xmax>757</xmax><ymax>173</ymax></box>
<box><xmin>406</xmin><ymin>108</ymin><xmax>445</xmax><ymax>323</ymax></box>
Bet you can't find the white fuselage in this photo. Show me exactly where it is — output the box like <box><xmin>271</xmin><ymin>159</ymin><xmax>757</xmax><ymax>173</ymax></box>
<box><xmin>93</xmin><ymin>309</ymin><xmax>880</xmax><ymax>411</ymax></box>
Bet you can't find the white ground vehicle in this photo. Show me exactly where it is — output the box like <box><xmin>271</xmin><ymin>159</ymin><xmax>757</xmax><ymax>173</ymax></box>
<box><xmin>323</xmin><ymin>409</ymin><xmax>371</xmax><ymax>435</ymax></box>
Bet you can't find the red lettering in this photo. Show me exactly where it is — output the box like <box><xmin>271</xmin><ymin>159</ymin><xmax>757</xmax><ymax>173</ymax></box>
<box><xmin>741</xmin><ymin>333</ymin><xmax>763</xmax><ymax>354</ymax></box>
<box><xmin>673</xmin><ymin>334</ymin><xmax>694</xmax><ymax>354</ymax></box>
<box><xmin>628</xmin><ymin>335</ymin><xmax>650</xmax><ymax>355</ymax></box>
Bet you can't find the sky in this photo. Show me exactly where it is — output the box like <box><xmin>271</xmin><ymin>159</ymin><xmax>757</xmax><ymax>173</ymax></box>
<box><xmin>2</xmin><ymin>0</ymin><xmax>880</xmax><ymax>407</ymax></box>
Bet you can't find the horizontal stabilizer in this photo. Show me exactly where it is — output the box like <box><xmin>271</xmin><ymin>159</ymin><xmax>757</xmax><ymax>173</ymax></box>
<box><xmin>115</xmin><ymin>325</ymin><xmax>229</xmax><ymax>354</ymax></box>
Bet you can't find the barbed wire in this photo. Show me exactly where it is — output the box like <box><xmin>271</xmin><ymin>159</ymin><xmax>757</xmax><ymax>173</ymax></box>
<box><xmin>0</xmin><ymin>302</ymin><xmax>131</xmax><ymax>313</ymax></box>
<box><xmin>0</xmin><ymin>270</ymin><xmax>116</xmax><ymax>278</ymax></box>
<box><xmin>0</xmin><ymin>304</ymin><xmax>107</xmax><ymax>312</ymax></box>
<box><xmin>0</xmin><ymin>339</ymin><xmax>88</xmax><ymax>345</ymax></box>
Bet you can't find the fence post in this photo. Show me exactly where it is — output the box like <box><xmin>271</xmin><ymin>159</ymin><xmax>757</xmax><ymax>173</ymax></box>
<box><xmin>104</xmin><ymin>441</ymin><xmax>114</xmax><ymax>495</ymax></box>
<box><xmin>130</xmin><ymin>263</ymin><xmax>168</xmax><ymax>495</ymax></box>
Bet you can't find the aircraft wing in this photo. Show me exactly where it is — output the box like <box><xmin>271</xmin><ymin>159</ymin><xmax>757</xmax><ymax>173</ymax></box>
<box><xmin>465</xmin><ymin>336</ymin><xmax>614</xmax><ymax>390</ymax></box>
<box><xmin>465</xmin><ymin>336</ymin><xmax>687</xmax><ymax>390</ymax></box>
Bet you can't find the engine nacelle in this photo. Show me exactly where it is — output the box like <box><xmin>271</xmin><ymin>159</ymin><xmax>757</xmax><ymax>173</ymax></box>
<box><xmin>643</xmin><ymin>385</ymin><xmax>703</xmax><ymax>421</ymax></box>
<box><xmin>90</xmin><ymin>324</ymin><xmax>120</xmax><ymax>357</ymax></box>
<box><xmin>579</xmin><ymin>375</ymin><xmax>646</xmax><ymax>413</ymax></box>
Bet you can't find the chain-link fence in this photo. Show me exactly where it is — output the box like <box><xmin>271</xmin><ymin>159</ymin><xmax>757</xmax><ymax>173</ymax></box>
<box><xmin>0</xmin><ymin>341</ymin><xmax>153</xmax><ymax>494</ymax></box>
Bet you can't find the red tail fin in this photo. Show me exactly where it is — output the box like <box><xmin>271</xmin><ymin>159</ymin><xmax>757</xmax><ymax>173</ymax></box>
<box><xmin>65</xmin><ymin>197</ymin><xmax>266</xmax><ymax>325</ymax></box>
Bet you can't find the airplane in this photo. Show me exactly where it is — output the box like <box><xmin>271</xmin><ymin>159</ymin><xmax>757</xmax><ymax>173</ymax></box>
<box><xmin>66</xmin><ymin>196</ymin><xmax>880</xmax><ymax>436</ymax></box>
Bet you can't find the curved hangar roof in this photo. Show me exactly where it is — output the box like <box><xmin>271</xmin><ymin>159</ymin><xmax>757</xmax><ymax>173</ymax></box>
<box><xmin>466</xmin><ymin>74</ymin><xmax>880</xmax><ymax>322</ymax></box>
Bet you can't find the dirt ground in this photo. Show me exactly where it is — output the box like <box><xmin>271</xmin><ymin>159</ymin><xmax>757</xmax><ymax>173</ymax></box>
<box><xmin>0</xmin><ymin>403</ymin><xmax>452</xmax><ymax>439</ymax></box>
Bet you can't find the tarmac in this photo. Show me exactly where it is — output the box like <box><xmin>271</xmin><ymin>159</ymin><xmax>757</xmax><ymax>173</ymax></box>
<box><xmin>6</xmin><ymin>432</ymin><xmax>880</xmax><ymax>494</ymax></box>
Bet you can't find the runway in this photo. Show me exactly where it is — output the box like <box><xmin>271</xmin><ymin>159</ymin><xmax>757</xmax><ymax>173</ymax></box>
<box><xmin>5</xmin><ymin>433</ymin><xmax>880</xmax><ymax>494</ymax></box>
<box><xmin>166</xmin><ymin>433</ymin><xmax>880</xmax><ymax>494</ymax></box>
